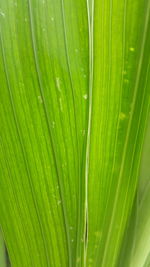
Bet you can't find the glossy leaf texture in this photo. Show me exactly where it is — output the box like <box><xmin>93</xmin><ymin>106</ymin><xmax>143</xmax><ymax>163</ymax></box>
<box><xmin>0</xmin><ymin>0</ymin><xmax>150</xmax><ymax>267</ymax></box>
<box><xmin>86</xmin><ymin>0</ymin><xmax>150</xmax><ymax>266</ymax></box>
<box><xmin>0</xmin><ymin>0</ymin><xmax>89</xmax><ymax>266</ymax></box>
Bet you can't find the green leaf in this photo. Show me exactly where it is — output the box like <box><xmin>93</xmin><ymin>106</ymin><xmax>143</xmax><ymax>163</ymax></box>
<box><xmin>0</xmin><ymin>0</ymin><xmax>150</xmax><ymax>267</ymax></box>
<box><xmin>86</xmin><ymin>0</ymin><xmax>150</xmax><ymax>266</ymax></box>
<box><xmin>119</xmin><ymin>117</ymin><xmax>150</xmax><ymax>267</ymax></box>
<box><xmin>0</xmin><ymin>0</ymin><xmax>89</xmax><ymax>266</ymax></box>
<box><xmin>116</xmin><ymin>118</ymin><xmax>150</xmax><ymax>267</ymax></box>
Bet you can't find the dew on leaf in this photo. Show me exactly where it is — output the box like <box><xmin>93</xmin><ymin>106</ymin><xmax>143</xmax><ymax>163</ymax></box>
<box><xmin>57</xmin><ymin>200</ymin><xmax>61</xmax><ymax>205</ymax></box>
<box><xmin>119</xmin><ymin>112</ymin><xmax>127</xmax><ymax>120</ymax></box>
<box><xmin>83</xmin><ymin>94</ymin><xmax>88</xmax><ymax>100</ymax></box>
<box><xmin>52</xmin><ymin>121</ymin><xmax>55</xmax><ymax>128</ymax></box>
<box><xmin>56</xmin><ymin>77</ymin><xmax>61</xmax><ymax>92</ymax></box>
<box><xmin>38</xmin><ymin>95</ymin><xmax>43</xmax><ymax>104</ymax></box>
<box><xmin>129</xmin><ymin>47</ymin><xmax>135</xmax><ymax>52</ymax></box>
<box><xmin>0</xmin><ymin>11</ymin><xmax>5</xmax><ymax>17</ymax></box>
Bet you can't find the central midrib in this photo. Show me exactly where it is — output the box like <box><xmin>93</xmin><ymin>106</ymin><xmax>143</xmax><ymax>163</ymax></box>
<box><xmin>84</xmin><ymin>0</ymin><xmax>94</xmax><ymax>266</ymax></box>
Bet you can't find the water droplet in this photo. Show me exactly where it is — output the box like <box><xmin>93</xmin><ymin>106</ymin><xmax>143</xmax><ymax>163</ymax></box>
<box><xmin>52</xmin><ymin>121</ymin><xmax>55</xmax><ymax>128</ymax></box>
<box><xmin>51</xmin><ymin>17</ymin><xmax>54</xmax><ymax>22</ymax></box>
<box><xmin>129</xmin><ymin>47</ymin><xmax>135</xmax><ymax>52</ymax></box>
<box><xmin>57</xmin><ymin>200</ymin><xmax>61</xmax><ymax>205</ymax></box>
<box><xmin>56</xmin><ymin>77</ymin><xmax>61</xmax><ymax>92</ymax></box>
<box><xmin>71</xmin><ymin>239</ymin><xmax>74</xmax><ymax>242</ymax></box>
<box><xmin>38</xmin><ymin>95</ymin><xmax>43</xmax><ymax>103</ymax></box>
<box><xmin>69</xmin><ymin>226</ymin><xmax>73</xmax><ymax>230</ymax></box>
<box><xmin>24</xmin><ymin>17</ymin><xmax>27</xmax><ymax>22</ymax></box>
<box><xmin>42</xmin><ymin>28</ymin><xmax>46</xmax><ymax>32</ymax></box>
<box><xmin>83</xmin><ymin>74</ymin><xmax>87</xmax><ymax>78</ymax></box>
<box><xmin>0</xmin><ymin>11</ymin><xmax>5</xmax><ymax>17</ymax></box>
<box><xmin>83</xmin><ymin>94</ymin><xmax>88</xmax><ymax>100</ymax></box>
<box><xmin>75</xmin><ymin>48</ymin><xmax>79</xmax><ymax>53</ymax></box>
<box><xmin>119</xmin><ymin>112</ymin><xmax>127</xmax><ymax>120</ymax></box>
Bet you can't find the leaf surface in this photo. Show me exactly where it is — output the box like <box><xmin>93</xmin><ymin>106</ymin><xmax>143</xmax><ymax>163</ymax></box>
<box><xmin>0</xmin><ymin>0</ymin><xmax>88</xmax><ymax>266</ymax></box>
<box><xmin>0</xmin><ymin>0</ymin><xmax>150</xmax><ymax>267</ymax></box>
<box><xmin>86</xmin><ymin>0</ymin><xmax>150</xmax><ymax>266</ymax></box>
